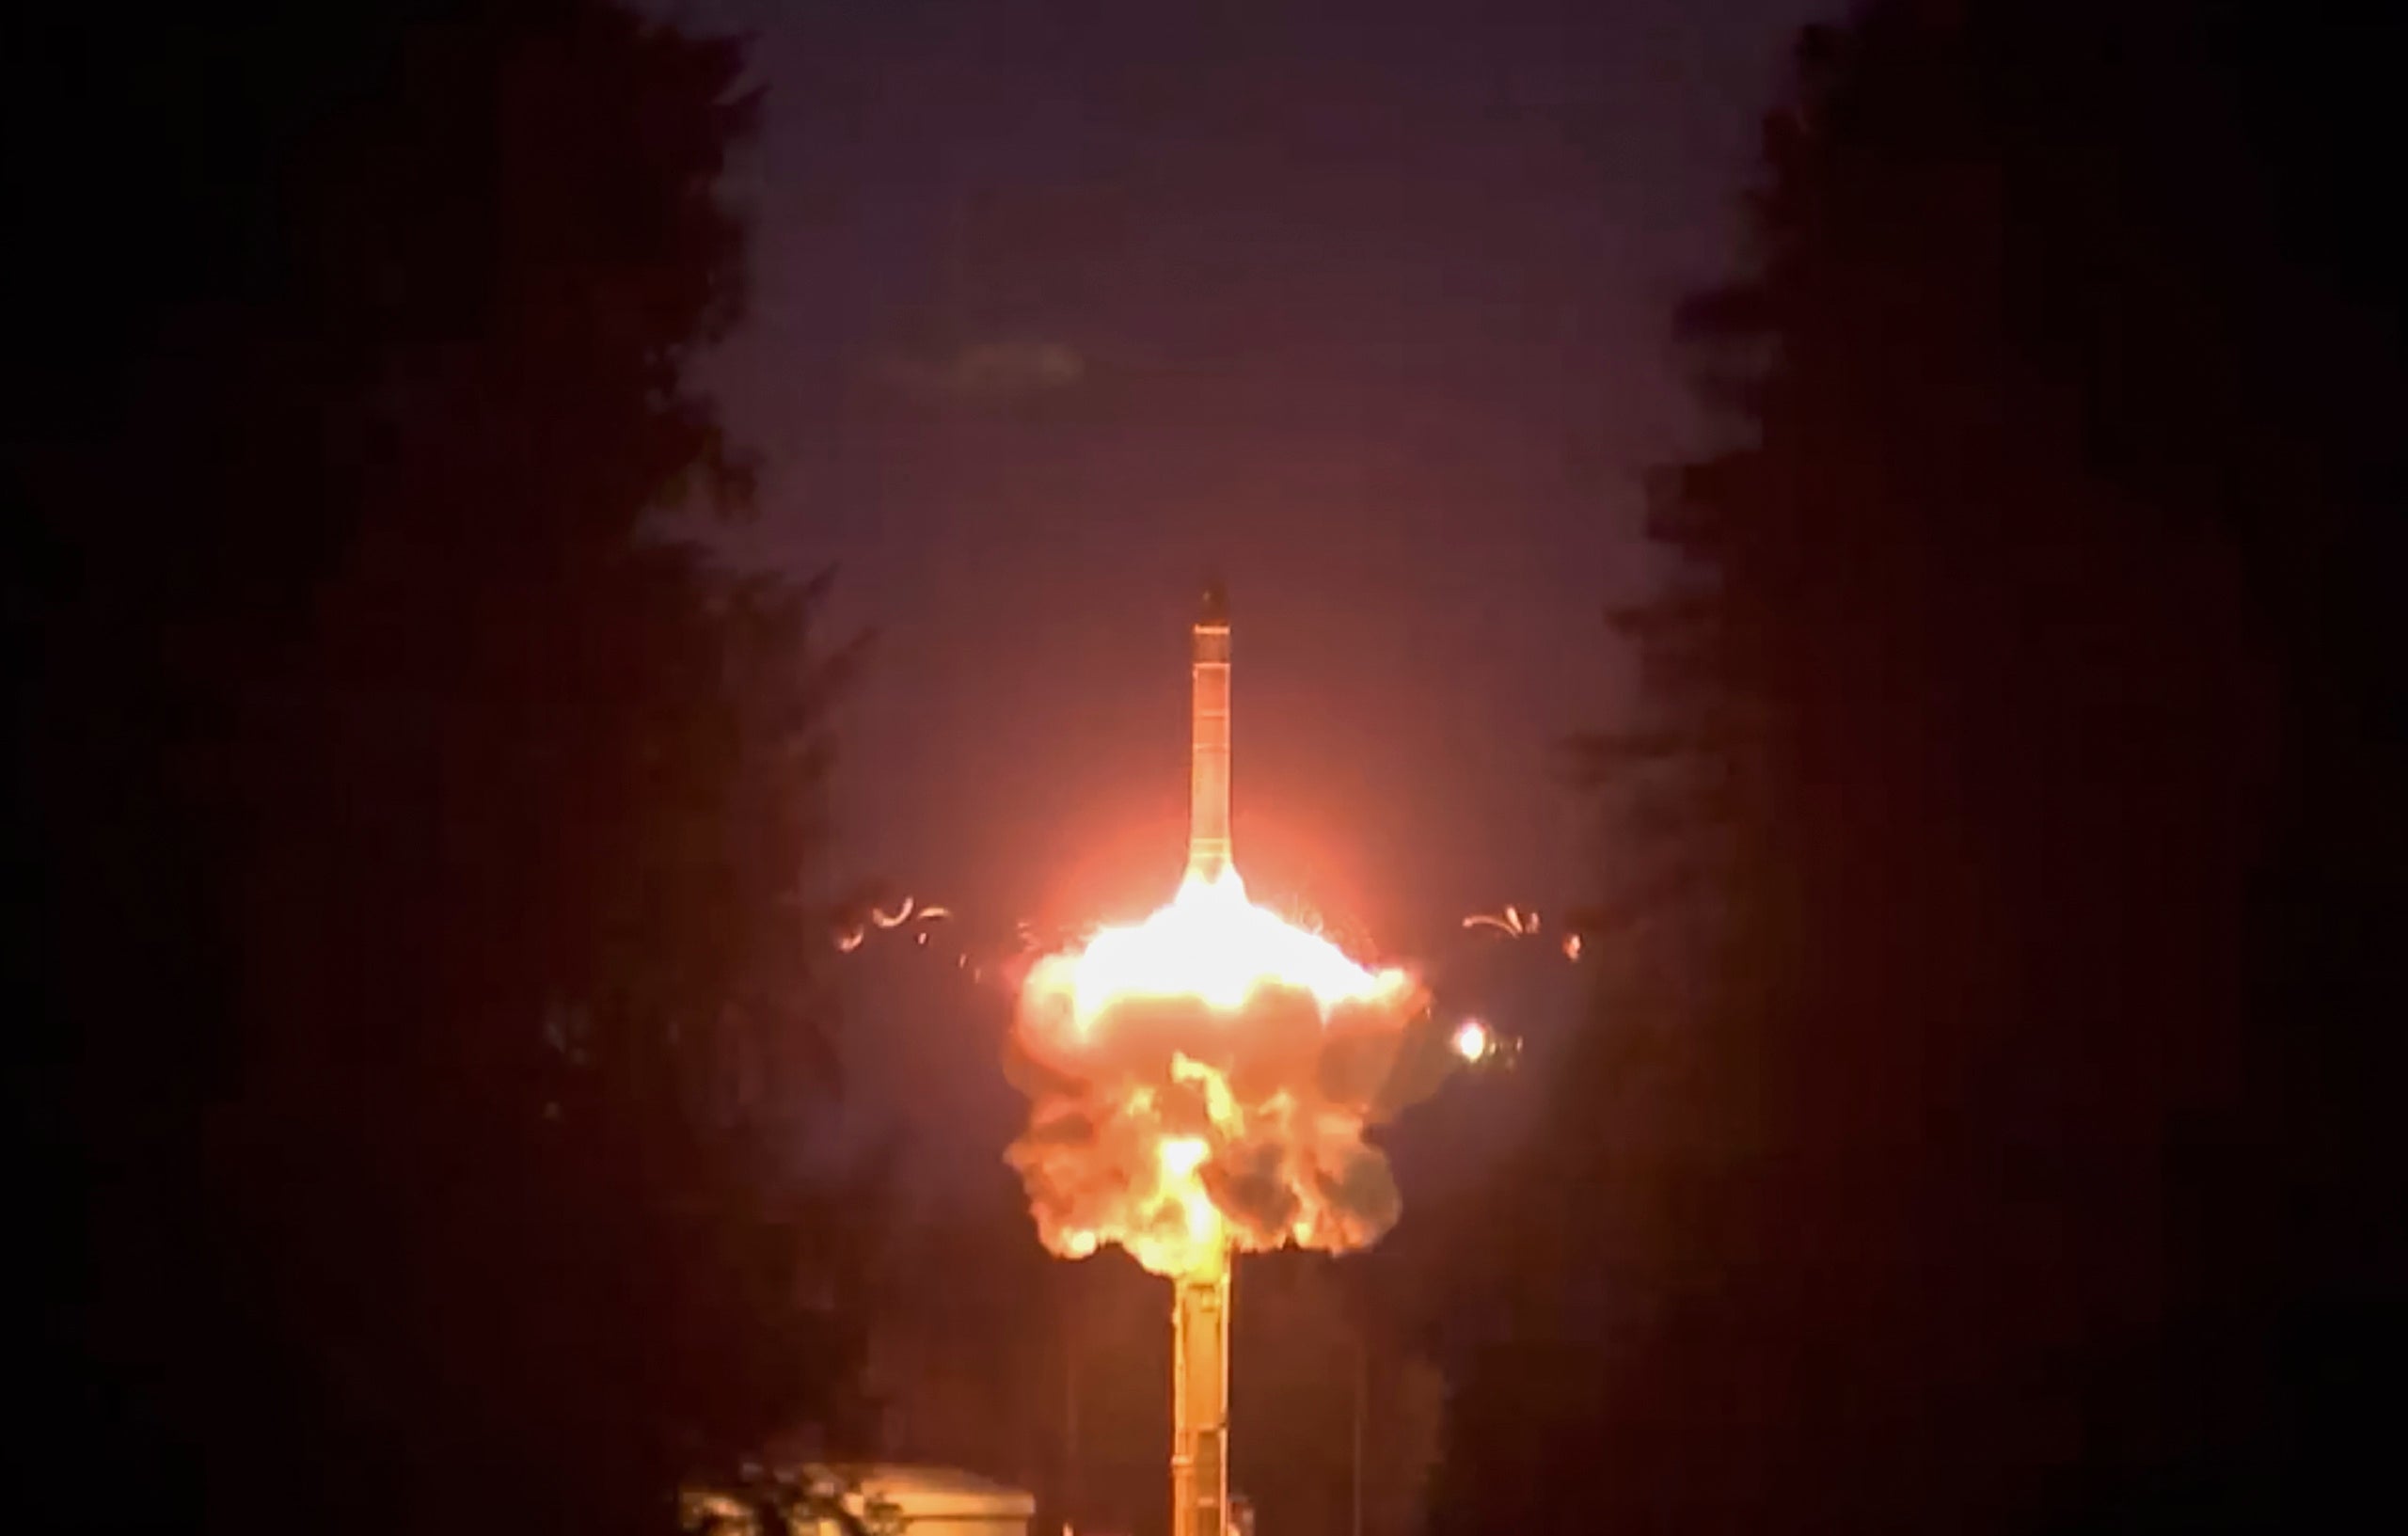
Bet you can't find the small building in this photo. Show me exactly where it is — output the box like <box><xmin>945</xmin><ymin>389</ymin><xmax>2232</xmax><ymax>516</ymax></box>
<box><xmin>824</xmin><ymin>1464</ymin><xmax>1038</xmax><ymax>1536</ymax></box>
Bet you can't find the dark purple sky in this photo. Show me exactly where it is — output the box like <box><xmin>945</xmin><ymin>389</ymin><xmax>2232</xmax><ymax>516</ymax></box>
<box><xmin>669</xmin><ymin>0</ymin><xmax>1824</xmax><ymax>943</ymax></box>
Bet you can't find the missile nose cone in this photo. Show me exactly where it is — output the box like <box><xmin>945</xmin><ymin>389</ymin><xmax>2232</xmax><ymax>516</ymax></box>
<box><xmin>1188</xmin><ymin>577</ymin><xmax>1233</xmax><ymax>882</ymax></box>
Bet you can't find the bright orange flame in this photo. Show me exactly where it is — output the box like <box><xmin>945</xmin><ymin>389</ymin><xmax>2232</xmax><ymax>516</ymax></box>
<box><xmin>1028</xmin><ymin>867</ymin><xmax>1415</xmax><ymax>1035</ymax></box>
<box><xmin>1157</xmin><ymin>1134</ymin><xmax>1221</xmax><ymax>1248</ymax></box>
<box><xmin>1159</xmin><ymin>1135</ymin><xmax>1211</xmax><ymax>1179</ymax></box>
<box><xmin>1011</xmin><ymin>864</ymin><xmax>1422</xmax><ymax>1278</ymax></box>
<box><xmin>1450</xmin><ymin>1018</ymin><xmax>1493</xmax><ymax>1062</ymax></box>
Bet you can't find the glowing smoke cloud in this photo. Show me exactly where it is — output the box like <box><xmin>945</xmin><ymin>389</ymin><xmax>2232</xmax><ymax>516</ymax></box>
<box><xmin>1005</xmin><ymin>866</ymin><xmax>1431</xmax><ymax>1278</ymax></box>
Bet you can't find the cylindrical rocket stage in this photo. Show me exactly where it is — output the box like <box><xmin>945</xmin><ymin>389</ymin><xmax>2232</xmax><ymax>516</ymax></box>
<box><xmin>1188</xmin><ymin>581</ymin><xmax>1232</xmax><ymax>884</ymax></box>
<box><xmin>1170</xmin><ymin>1258</ymin><xmax>1231</xmax><ymax>1536</ymax></box>
<box><xmin>1177</xmin><ymin>581</ymin><xmax>1233</xmax><ymax>1536</ymax></box>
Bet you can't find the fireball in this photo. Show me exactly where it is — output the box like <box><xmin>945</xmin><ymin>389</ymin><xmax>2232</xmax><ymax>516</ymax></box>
<box><xmin>1006</xmin><ymin>865</ymin><xmax>1426</xmax><ymax>1278</ymax></box>
<box><xmin>1027</xmin><ymin>867</ymin><xmax>1417</xmax><ymax>1034</ymax></box>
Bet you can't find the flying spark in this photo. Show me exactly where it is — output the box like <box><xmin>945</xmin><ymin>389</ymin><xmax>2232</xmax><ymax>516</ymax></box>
<box><xmin>1450</xmin><ymin>1018</ymin><xmax>1495</xmax><ymax>1062</ymax></box>
<box><xmin>1463</xmin><ymin>906</ymin><xmax>1538</xmax><ymax>937</ymax></box>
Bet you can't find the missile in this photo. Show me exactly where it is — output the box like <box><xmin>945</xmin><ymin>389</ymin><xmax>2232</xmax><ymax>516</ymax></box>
<box><xmin>1188</xmin><ymin>578</ymin><xmax>1232</xmax><ymax>883</ymax></box>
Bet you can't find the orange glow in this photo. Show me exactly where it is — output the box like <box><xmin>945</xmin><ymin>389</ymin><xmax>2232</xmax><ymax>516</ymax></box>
<box><xmin>1007</xmin><ymin>583</ymin><xmax>1430</xmax><ymax>1283</ymax></box>
<box><xmin>1026</xmin><ymin>866</ymin><xmax>1416</xmax><ymax>1037</ymax></box>
<box><xmin>1450</xmin><ymin>1018</ymin><xmax>1493</xmax><ymax>1062</ymax></box>
<box><xmin>1011</xmin><ymin>863</ymin><xmax>1424</xmax><ymax>1279</ymax></box>
<box><xmin>1159</xmin><ymin>1135</ymin><xmax>1211</xmax><ymax>1179</ymax></box>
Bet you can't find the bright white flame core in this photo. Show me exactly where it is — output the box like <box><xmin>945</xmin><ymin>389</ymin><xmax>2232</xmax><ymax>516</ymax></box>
<box><xmin>1008</xmin><ymin>863</ymin><xmax>1426</xmax><ymax>1277</ymax></box>
<box><xmin>1450</xmin><ymin>1019</ymin><xmax>1493</xmax><ymax>1062</ymax></box>
<box><xmin>1034</xmin><ymin>867</ymin><xmax>1414</xmax><ymax>1032</ymax></box>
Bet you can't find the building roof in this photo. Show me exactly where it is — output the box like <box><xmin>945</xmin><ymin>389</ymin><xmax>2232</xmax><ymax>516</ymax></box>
<box><xmin>828</xmin><ymin>1463</ymin><xmax>1038</xmax><ymax>1520</ymax></box>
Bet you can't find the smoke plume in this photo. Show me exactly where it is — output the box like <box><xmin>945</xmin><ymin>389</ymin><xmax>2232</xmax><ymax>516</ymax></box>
<box><xmin>1005</xmin><ymin>919</ymin><xmax>1429</xmax><ymax>1278</ymax></box>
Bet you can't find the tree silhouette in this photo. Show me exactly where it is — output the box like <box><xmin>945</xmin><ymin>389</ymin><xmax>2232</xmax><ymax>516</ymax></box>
<box><xmin>1427</xmin><ymin>4</ymin><xmax>2404</xmax><ymax>1531</ymax></box>
<box><xmin>11</xmin><ymin>6</ymin><xmax>873</xmax><ymax>1531</ymax></box>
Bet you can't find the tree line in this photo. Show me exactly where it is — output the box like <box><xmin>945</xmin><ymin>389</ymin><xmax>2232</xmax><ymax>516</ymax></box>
<box><xmin>11</xmin><ymin>6</ymin><xmax>872</xmax><ymax>1531</ymax></box>
<box><xmin>1425</xmin><ymin>3</ymin><xmax>2404</xmax><ymax>1530</ymax></box>
<box><xmin>13</xmin><ymin>2</ymin><xmax>2402</xmax><ymax>1532</ymax></box>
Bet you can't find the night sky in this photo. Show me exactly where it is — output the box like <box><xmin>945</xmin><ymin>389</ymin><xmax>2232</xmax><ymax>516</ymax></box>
<box><xmin>678</xmin><ymin>0</ymin><xmax>1823</xmax><ymax>917</ymax></box>
<box><xmin>661</xmin><ymin>0</ymin><xmax>1829</xmax><ymax>1183</ymax></box>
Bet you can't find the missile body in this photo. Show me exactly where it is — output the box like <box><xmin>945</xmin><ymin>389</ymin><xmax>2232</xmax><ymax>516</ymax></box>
<box><xmin>1177</xmin><ymin>581</ymin><xmax>1235</xmax><ymax>1536</ymax></box>
<box><xmin>1188</xmin><ymin>580</ymin><xmax>1232</xmax><ymax>883</ymax></box>
<box><xmin>1170</xmin><ymin>1259</ymin><xmax>1231</xmax><ymax>1536</ymax></box>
